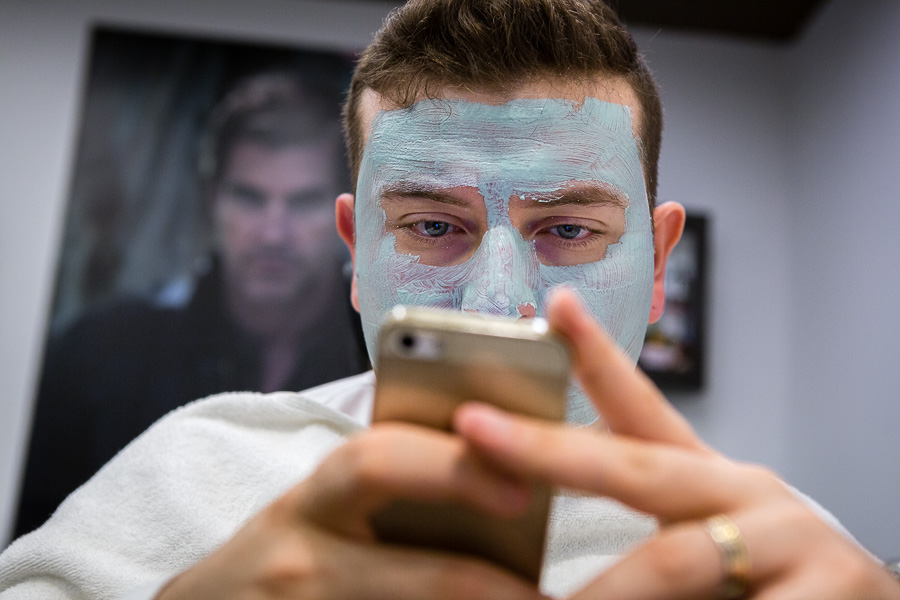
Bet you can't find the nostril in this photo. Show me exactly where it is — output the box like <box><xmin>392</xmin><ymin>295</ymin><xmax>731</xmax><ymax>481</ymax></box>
<box><xmin>517</xmin><ymin>303</ymin><xmax>536</xmax><ymax>319</ymax></box>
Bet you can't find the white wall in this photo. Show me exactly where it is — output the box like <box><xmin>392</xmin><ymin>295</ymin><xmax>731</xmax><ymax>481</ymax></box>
<box><xmin>0</xmin><ymin>0</ymin><xmax>896</xmax><ymax>560</ymax></box>
<box><xmin>787</xmin><ymin>0</ymin><xmax>900</xmax><ymax>560</ymax></box>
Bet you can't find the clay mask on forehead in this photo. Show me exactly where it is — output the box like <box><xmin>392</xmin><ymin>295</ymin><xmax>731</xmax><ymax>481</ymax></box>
<box><xmin>355</xmin><ymin>97</ymin><xmax>655</xmax><ymax>424</ymax></box>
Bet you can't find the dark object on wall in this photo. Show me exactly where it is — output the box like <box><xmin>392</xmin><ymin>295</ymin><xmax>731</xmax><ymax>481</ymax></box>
<box><xmin>638</xmin><ymin>213</ymin><xmax>708</xmax><ymax>391</ymax></box>
<box><xmin>611</xmin><ymin>0</ymin><xmax>826</xmax><ymax>41</ymax></box>
<box><xmin>368</xmin><ymin>0</ymin><xmax>827</xmax><ymax>41</ymax></box>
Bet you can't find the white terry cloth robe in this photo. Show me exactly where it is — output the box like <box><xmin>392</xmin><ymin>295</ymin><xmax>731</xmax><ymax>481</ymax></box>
<box><xmin>0</xmin><ymin>371</ymin><xmax>850</xmax><ymax>599</ymax></box>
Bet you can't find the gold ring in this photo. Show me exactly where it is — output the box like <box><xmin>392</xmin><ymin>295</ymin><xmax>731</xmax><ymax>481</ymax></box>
<box><xmin>705</xmin><ymin>514</ymin><xmax>751</xmax><ymax>599</ymax></box>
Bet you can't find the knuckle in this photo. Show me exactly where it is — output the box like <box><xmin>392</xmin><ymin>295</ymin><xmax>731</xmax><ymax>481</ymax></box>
<box><xmin>254</xmin><ymin>539</ymin><xmax>323</xmax><ymax>596</ymax></box>
<box><xmin>840</xmin><ymin>556</ymin><xmax>876</xmax><ymax>591</ymax></box>
<box><xmin>264</xmin><ymin>493</ymin><xmax>297</xmax><ymax>523</ymax></box>
<box><xmin>430</xmin><ymin>559</ymin><xmax>498</xmax><ymax>600</ymax></box>
<box><xmin>734</xmin><ymin>461</ymin><xmax>771</xmax><ymax>482</ymax></box>
<box><xmin>762</xmin><ymin>497</ymin><xmax>821</xmax><ymax>536</ymax></box>
<box><xmin>339</xmin><ymin>431</ymin><xmax>396</xmax><ymax>489</ymax></box>
<box><xmin>258</xmin><ymin>483</ymin><xmax>309</xmax><ymax>528</ymax></box>
<box><xmin>257</xmin><ymin>555</ymin><xmax>313</xmax><ymax>590</ymax></box>
<box><xmin>735</xmin><ymin>462</ymin><xmax>789</xmax><ymax>498</ymax></box>
<box><xmin>622</xmin><ymin>443</ymin><xmax>663</xmax><ymax>481</ymax></box>
<box><xmin>818</xmin><ymin>550</ymin><xmax>882</xmax><ymax>595</ymax></box>
<box><xmin>524</xmin><ymin>422</ymin><xmax>556</xmax><ymax>454</ymax></box>
<box><xmin>641</xmin><ymin>533</ymin><xmax>699</xmax><ymax>584</ymax></box>
<box><xmin>524</xmin><ymin>424</ymin><xmax>573</xmax><ymax>479</ymax></box>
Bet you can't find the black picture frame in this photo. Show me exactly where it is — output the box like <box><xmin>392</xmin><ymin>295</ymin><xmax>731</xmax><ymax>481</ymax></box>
<box><xmin>638</xmin><ymin>213</ymin><xmax>708</xmax><ymax>391</ymax></box>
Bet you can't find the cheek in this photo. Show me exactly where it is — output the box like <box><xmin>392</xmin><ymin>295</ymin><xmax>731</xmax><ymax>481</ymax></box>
<box><xmin>539</xmin><ymin>230</ymin><xmax>655</xmax><ymax>362</ymax></box>
<box><xmin>358</xmin><ymin>232</ymin><xmax>462</xmax><ymax>329</ymax></box>
<box><xmin>286</xmin><ymin>210</ymin><xmax>336</xmax><ymax>250</ymax></box>
<box><xmin>214</xmin><ymin>204</ymin><xmax>249</xmax><ymax>250</ymax></box>
<box><xmin>391</xmin><ymin>230</ymin><xmax>479</xmax><ymax>266</ymax></box>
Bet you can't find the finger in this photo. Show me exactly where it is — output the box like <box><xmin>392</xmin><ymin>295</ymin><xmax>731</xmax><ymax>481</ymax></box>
<box><xmin>546</xmin><ymin>286</ymin><xmax>702</xmax><ymax>449</ymax></box>
<box><xmin>318</xmin><ymin>528</ymin><xmax>550</xmax><ymax>600</ymax></box>
<box><xmin>455</xmin><ymin>404</ymin><xmax>786</xmax><ymax>519</ymax></box>
<box><xmin>570</xmin><ymin>521</ymin><xmax>727</xmax><ymax>600</ymax></box>
<box><xmin>571</xmin><ymin>502</ymin><xmax>899</xmax><ymax>600</ymax></box>
<box><xmin>293</xmin><ymin>424</ymin><xmax>532</xmax><ymax>537</ymax></box>
<box><xmin>739</xmin><ymin>502</ymin><xmax>900</xmax><ymax>600</ymax></box>
<box><xmin>752</xmin><ymin>568</ymin><xmax>900</xmax><ymax>600</ymax></box>
<box><xmin>569</xmin><ymin>509</ymin><xmax>768</xmax><ymax>600</ymax></box>
<box><xmin>751</xmin><ymin>575</ymin><xmax>832</xmax><ymax>600</ymax></box>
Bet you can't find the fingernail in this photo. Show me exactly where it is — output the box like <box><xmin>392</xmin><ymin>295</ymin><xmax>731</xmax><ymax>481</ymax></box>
<box><xmin>544</xmin><ymin>284</ymin><xmax>571</xmax><ymax>306</ymax></box>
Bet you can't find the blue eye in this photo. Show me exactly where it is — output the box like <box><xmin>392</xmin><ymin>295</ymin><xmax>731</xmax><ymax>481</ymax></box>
<box><xmin>423</xmin><ymin>221</ymin><xmax>450</xmax><ymax>237</ymax></box>
<box><xmin>554</xmin><ymin>224</ymin><xmax>583</xmax><ymax>239</ymax></box>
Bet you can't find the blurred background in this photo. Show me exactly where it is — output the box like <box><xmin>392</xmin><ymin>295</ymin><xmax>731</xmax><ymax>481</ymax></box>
<box><xmin>1</xmin><ymin>0</ymin><xmax>897</xmax><ymax>559</ymax></box>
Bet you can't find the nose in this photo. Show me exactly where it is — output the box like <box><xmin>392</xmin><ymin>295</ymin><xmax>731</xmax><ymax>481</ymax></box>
<box><xmin>259</xmin><ymin>199</ymin><xmax>289</xmax><ymax>244</ymax></box>
<box><xmin>459</xmin><ymin>225</ymin><xmax>539</xmax><ymax>317</ymax></box>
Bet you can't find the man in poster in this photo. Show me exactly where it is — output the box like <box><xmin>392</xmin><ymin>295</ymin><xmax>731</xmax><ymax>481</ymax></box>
<box><xmin>14</xmin><ymin>71</ymin><xmax>368</xmax><ymax>537</ymax></box>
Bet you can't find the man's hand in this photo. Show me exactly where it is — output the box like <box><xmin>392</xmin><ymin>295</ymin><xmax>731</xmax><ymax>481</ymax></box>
<box><xmin>157</xmin><ymin>424</ymin><xmax>547</xmax><ymax>600</ymax></box>
<box><xmin>456</xmin><ymin>287</ymin><xmax>900</xmax><ymax>600</ymax></box>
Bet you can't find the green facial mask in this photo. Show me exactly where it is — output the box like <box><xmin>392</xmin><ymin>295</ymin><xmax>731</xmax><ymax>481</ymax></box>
<box><xmin>355</xmin><ymin>97</ymin><xmax>654</xmax><ymax>423</ymax></box>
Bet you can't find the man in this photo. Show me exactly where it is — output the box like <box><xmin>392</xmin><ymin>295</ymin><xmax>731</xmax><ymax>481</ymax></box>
<box><xmin>197</xmin><ymin>71</ymin><xmax>366</xmax><ymax>393</ymax></box>
<box><xmin>3</xmin><ymin>1</ymin><xmax>898</xmax><ymax>598</ymax></box>
<box><xmin>14</xmin><ymin>71</ymin><xmax>368</xmax><ymax>538</ymax></box>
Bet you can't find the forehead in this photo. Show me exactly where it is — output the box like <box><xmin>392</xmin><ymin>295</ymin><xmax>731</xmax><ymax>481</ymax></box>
<box><xmin>357</xmin><ymin>76</ymin><xmax>643</xmax><ymax>148</ymax></box>
<box><xmin>368</xmin><ymin>102</ymin><xmax>640</xmax><ymax>203</ymax></box>
<box><xmin>357</xmin><ymin>79</ymin><xmax>646</xmax><ymax>210</ymax></box>
<box><xmin>220</xmin><ymin>141</ymin><xmax>339</xmax><ymax>195</ymax></box>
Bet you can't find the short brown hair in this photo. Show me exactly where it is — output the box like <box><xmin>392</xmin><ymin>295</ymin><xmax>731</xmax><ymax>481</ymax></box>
<box><xmin>343</xmin><ymin>0</ymin><xmax>663</xmax><ymax>210</ymax></box>
<box><xmin>200</xmin><ymin>71</ymin><xmax>342</xmax><ymax>192</ymax></box>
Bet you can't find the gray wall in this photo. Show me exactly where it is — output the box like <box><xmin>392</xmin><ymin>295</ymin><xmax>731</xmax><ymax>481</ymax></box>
<box><xmin>0</xmin><ymin>0</ymin><xmax>896</xmax><ymax>558</ymax></box>
<box><xmin>635</xmin><ymin>32</ymin><xmax>794</xmax><ymax>473</ymax></box>
<box><xmin>787</xmin><ymin>0</ymin><xmax>900</xmax><ymax>560</ymax></box>
<box><xmin>635</xmin><ymin>0</ymin><xmax>900</xmax><ymax>559</ymax></box>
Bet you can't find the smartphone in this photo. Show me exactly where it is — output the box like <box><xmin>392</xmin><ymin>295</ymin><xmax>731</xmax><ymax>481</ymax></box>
<box><xmin>370</xmin><ymin>305</ymin><xmax>570</xmax><ymax>583</ymax></box>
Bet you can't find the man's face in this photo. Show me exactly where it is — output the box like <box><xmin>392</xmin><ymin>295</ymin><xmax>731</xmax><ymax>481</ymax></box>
<box><xmin>213</xmin><ymin>140</ymin><xmax>339</xmax><ymax>307</ymax></box>
<box><xmin>347</xmin><ymin>80</ymin><xmax>655</xmax><ymax>422</ymax></box>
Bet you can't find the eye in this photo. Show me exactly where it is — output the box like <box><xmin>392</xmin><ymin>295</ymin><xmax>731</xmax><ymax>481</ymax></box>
<box><xmin>221</xmin><ymin>183</ymin><xmax>266</xmax><ymax>209</ymax></box>
<box><xmin>552</xmin><ymin>224</ymin><xmax>585</xmax><ymax>240</ymax></box>
<box><xmin>419</xmin><ymin>221</ymin><xmax>451</xmax><ymax>237</ymax></box>
<box><xmin>392</xmin><ymin>214</ymin><xmax>467</xmax><ymax>244</ymax></box>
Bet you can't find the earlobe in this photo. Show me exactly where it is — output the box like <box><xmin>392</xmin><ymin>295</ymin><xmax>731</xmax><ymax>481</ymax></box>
<box><xmin>648</xmin><ymin>202</ymin><xmax>686</xmax><ymax>323</ymax></box>
<box><xmin>335</xmin><ymin>193</ymin><xmax>360</xmax><ymax>312</ymax></box>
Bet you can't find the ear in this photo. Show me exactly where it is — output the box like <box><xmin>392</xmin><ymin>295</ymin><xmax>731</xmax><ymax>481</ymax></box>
<box><xmin>335</xmin><ymin>193</ymin><xmax>360</xmax><ymax>312</ymax></box>
<box><xmin>648</xmin><ymin>202</ymin><xmax>686</xmax><ymax>323</ymax></box>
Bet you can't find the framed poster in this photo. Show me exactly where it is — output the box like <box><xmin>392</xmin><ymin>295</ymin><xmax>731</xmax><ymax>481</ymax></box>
<box><xmin>16</xmin><ymin>25</ymin><xmax>367</xmax><ymax>538</ymax></box>
<box><xmin>638</xmin><ymin>213</ymin><xmax>708</xmax><ymax>391</ymax></box>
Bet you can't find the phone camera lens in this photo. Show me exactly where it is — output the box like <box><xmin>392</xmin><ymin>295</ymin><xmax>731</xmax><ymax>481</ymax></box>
<box><xmin>400</xmin><ymin>334</ymin><xmax>416</xmax><ymax>350</ymax></box>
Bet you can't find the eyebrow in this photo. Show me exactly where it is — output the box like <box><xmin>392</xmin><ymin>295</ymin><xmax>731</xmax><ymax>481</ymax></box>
<box><xmin>379</xmin><ymin>182</ymin><xmax>473</xmax><ymax>208</ymax></box>
<box><xmin>379</xmin><ymin>182</ymin><xmax>628</xmax><ymax>209</ymax></box>
<box><xmin>221</xmin><ymin>181</ymin><xmax>265</xmax><ymax>199</ymax></box>
<box><xmin>520</xmin><ymin>185</ymin><xmax>628</xmax><ymax>209</ymax></box>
